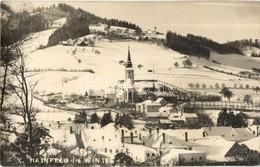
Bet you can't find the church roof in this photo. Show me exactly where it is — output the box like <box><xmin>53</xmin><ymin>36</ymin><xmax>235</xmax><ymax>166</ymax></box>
<box><xmin>123</xmin><ymin>78</ymin><xmax>135</xmax><ymax>89</ymax></box>
<box><xmin>125</xmin><ymin>46</ymin><xmax>133</xmax><ymax>68</ymax></box>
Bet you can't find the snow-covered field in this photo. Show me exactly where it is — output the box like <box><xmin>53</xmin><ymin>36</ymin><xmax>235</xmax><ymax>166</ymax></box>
<box><xmin>21</xmin><ymin>28</ymin><xmax>260</xmax><ymax>100</ymax></box>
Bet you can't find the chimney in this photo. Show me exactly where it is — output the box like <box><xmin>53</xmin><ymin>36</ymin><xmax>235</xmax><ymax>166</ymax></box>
<box><xmin>156</xmin><ymin>127</ymin><xmax>159</xmax><ymax>137</ymax></box>
<box><xmin>185</xmin><ymin>132</ymin><xmax>188</xmax><ymax>142</ymax></box>
<box><xmin>162</xmin><ymin>133</ymin><xmax>166</xmax><ymax>144</ymax></box>
<box><xmin>121</xmin><ymin>129</ymin><xmax>124</xmax><ymax>143</ymax></box>
<box><xmin>70</xmin><ymin>126</ymin><xmax>73</xmax><ymax>134</ymax></box>
<box><xmin>130</xmin><ymin>132</ymin><xmax>134</xmax><ymax>144</ymax></box>
<box><xmin>203</xmin><ymin>131</ymin><xmax>206</xmax><ymax>137</ymax></box>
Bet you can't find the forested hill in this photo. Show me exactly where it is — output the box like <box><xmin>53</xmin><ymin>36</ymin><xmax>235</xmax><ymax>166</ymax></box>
<box><xmin>165</xmin><ymin>31</ymin><xmax>243</xmax><ymax>59</ymax></box>
<box><xmin>225</xmin><ymin>39</ymin><xmax>260</xmax><ymax>49</ymax></box>
<box><xmin>45</xmin><ymin>3</ymin><xmax>142</xmax><ymax>46</ymax></box>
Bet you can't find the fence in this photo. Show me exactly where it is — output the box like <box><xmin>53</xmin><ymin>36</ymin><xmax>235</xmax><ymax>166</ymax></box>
<box><xmin>184</xmin><ymin>101</ymin><xmax>260</xmax><ymax>111</ymax></box>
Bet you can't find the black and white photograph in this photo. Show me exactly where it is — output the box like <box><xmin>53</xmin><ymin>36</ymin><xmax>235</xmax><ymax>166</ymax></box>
<box><xmin>1</xmin><ymin>1</ymin><xmax>260</xmax><ymax>166</ymax></box>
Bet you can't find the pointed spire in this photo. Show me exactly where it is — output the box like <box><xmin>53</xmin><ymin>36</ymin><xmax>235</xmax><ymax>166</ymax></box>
<box><xmin>126</xmin><ymin>46</ymin><xmax>133</xmax><ymax>68</ymax></box>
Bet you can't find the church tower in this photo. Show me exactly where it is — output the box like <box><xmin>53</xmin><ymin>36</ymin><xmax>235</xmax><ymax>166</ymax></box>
<box><xmin>125</xmin><ymin>46</ymin><xmax>134</xmax><ymax>83</ymax></box>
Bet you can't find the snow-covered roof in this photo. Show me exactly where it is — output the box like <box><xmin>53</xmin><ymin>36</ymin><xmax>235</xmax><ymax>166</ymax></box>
<box><xmin>192</xmin><ymin>136</ymin><xmax>236</xmax><ymax>159</ymax></box>
<box><xmin>155</xmin><ymin>98</ymin><xmax>165</xmax><ymax>103</ymax></box>
<box><xmin>203</xmin><ymin>127</ymin><xmax>239</xmax><ymax>141</ymax></box>
<box><xmin>123</xmin><ymin>78</ymin><xmax>135</xmax><ymax>89</ymax></box>
<box><xmin>164</xmin><ymin>129</ymin><xmax>205</xmax><ymax>140</ymax></box>
<box><xmin>203</xmin><ymin>127</ymin><xmax>256</xmax><ymax>142</ymax></box>
<box><xmin>161</xmin><ymin>148</ymin><xmax>206</xmax><ymax>165</ymax></box>
<box><xmin>233</xmin><ymin>128</ymin><xmax>256</xmax><ymax>141</ymax></box>
<box><xmin>124</xmin><ymin>143</ymin><xmax>158</xmax><ymax>163</ymax></box>
<box><xmin>240</xmin><ymin>136</ymin><xmax>260</xmax><ymax>152</ymax></box>
<box><xmin>49</xmin><ymin>129</ymin><xmax>77</xmax><ymax>148</ymax></box>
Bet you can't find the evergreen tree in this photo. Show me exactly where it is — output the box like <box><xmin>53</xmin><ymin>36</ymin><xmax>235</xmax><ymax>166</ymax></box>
<box><xmin>100</xmin><ymin>111</ymin><xmax>113</xmax><ymax>127</ymax></box>
<box><xmin>90</xmin><ymin>112</ymin><xmax>99</xmax><ymax>123</ymax></box>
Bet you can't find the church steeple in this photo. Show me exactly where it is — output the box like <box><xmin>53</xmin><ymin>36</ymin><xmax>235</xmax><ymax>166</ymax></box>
<box><xmin>126</xmin><ymin>46</ymin><xmax>133</xmax><ymax>68</ymax></box>
<box><xmin>125</xmin><ymin>46</ymin><xmax>134</xmax><ymax>83</ymax></box>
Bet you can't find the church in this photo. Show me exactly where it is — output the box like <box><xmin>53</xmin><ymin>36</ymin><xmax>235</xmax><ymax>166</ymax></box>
<box><xmin>116</xmin><ymin>47</ymin><xmax>139</xmax><ymax>103</ymax></box>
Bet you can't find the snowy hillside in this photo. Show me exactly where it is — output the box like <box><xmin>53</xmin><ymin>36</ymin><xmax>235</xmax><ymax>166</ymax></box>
<box><xmin>242</xmin><ymin>46</ymin><xmax>260</xmax><ymax>57</ymax></box>
<box><xmin>22</xmin><ymin>29</ymin><xmax>260</xmax><ymax>97</ymax></box>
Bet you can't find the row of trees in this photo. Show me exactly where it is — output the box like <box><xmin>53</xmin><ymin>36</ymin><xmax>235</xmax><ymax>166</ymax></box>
<box><xmin>226</xmin><ymin>39</ymin><xmax>260</xmax><ymax>49</ymax></box>
<box><xmin>76</xmin><ymin>111</ymin><xmax>134</xmax><ymax>129</ymax></box>
<box><xmin>104</xmin><ymin>18</ymin><xmax>142</xmax><ymax>32</ymax></box>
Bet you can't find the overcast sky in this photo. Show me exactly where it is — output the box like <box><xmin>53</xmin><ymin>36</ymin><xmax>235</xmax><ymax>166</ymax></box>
<box><xmin>5</xmin><ymin>1</ymin><xmax>260</xmax><ymax>43</ymax></box>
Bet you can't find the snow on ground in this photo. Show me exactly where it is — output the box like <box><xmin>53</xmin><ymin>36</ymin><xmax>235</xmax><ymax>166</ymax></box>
<box><xmin>21</xmin><ymin>29</ymin><xmax>260</xmax><ymax>97</ymax></box>
<box><xmin>22</xmin><ymin>29</ymin><xmax>57</xmax><ymax>55</ymax></box>
<box><xmin>210</xmin><ymin>52</ymin><xmax>260</xmax><ymax>70</ymax></box>
<box><xmin>52</xmin><ymin>17</ymin><xmax>66</xmax><ymax>28</ymax></box>
<box><xmin>242</xmin><ymin>46</ymin><xmax>260</xmax><ymax>57</ymax></box>
<box><xmin>25</xmin><ymin>40</ymin><xmax>260</xmax><ymax>95</ymax></box>
<box><xmin>36</xmin><ymin>112</ymin><xmax>75</xmax><ymax>123</ymax></box>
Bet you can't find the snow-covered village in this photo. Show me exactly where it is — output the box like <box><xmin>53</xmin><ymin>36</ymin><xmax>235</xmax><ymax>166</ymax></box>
<box><xmin>1</xmin><ymin>1</ymin><xmax>260</xmax><ymax>166</ymax></box>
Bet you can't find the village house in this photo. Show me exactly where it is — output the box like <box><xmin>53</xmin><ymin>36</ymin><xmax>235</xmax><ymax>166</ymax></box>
<box><xmin>203</xmin><ymin>126</ymin><xmax>256</xmax><ymax>142</ymax></box>
<box><xmin>81</xmin><ymin>123</ymin><xmax>158</xmax><ymax>164</ymax></box>
<box><xmin>240</xmin><ymin>136</ymin><xmax>260</xmax><ymax>163</ymax></box>
<box><xmin>191</xmin><ymin>136</ymin><xmax>250</xmax><ymax>164</ymax></box>
<box><xmin>160</xmin><ymin>149</ymin><xmax>206</xmax><ymax>166</ymax></box>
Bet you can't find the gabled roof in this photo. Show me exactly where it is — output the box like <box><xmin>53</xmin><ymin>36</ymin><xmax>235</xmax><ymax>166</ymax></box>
<box><xmin>123</xmin><ymin>78</ymin><xmax>135</xmax><ymax>89</ymax></box>
<box><xmin>164</xmin><ymin>129</ymin><xmax>205</xmax><ymax>140</ymax></box>
<box><xmin>192</xmin><ymin>136</ymin><xmax>237</xmax><ymax>162</ymax></box>
<box><xmin>151</xmin><ymin>133</ymin><xmax>194</xmax><ymax>150</ymax></box>
<box><xmin>161</xmin><ymin>148</ymin><xmax>206</xmax><ymax>165</ymax></box>
<box><xmin>156</xmin><ymin>98</ymin><xmax>165</xmax><ymax>103</ymax></box>
<box><xmin>203</xmin><ymin>127</ymin><xmax>240</xmax><ymax>141</ymax></box>
<box><xmin>240</xmin><ymin>136</ymin><xmax>260</xmax><ymax>152</ymax></box>
<box><xmin>233</xmin><ymin>128</ymin><xmax>256</xmax><ymax>141</ymax></box>
<box><xmin>203</xmin><ymin>126</ymin><xmax>256</xmax><ymax>142</ymax></box>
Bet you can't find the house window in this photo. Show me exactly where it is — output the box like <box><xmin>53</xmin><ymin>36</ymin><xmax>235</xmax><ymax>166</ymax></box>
<box><xmin>169</xmin><ymin>142</ymin><xmax>172</xmax><ymax>144</ymax></box>
<box><xmin>116</xmin><ymin>149</ymin><xmax>119</xmax><ymax>153</ymax></box>
<box><xmin>105</xmin><ymin>148</ymin><xmax>107</xmax><ymax>153</ymax></box>
<box><xmin>109</xmin><ymin>139</ymin><xmax>111</xmax><ymax>141</ymax></box>
<box><xmin>200</xmin><ymin>157</ymin><xmax>202</xmax><ymax>160</ymax></box>
<box><xmin>183</xmin><ymin>158</ymin><xmax>185</xmax><ymax>161</ymax></box>
<box><xmin>110</xmin><ymin>149</ymin><xmax>112</xmax><ymax>153</ymax></box>
<box><xmin>152</xmin><ymin>153</ymin><xmax>155</xmax><ymax>156</ymax></box>
<box><xmin>93</xmin><ymin>139</ymin><xmax>96</xmax><ymax>141</ymax></box>
<box><xmin>222</xmin><ymin>135</ymin><xmax>225</xmax><ymax>137</ymax></box>
<box><xmin>191</xmin><ymin>157</ymin><xmax>194</xmax><ymax>161</ymax></box>
<box><xmin>146</xmin><ymin>153</ymin><xmax>150</xmax><ymax>157</ymax></box>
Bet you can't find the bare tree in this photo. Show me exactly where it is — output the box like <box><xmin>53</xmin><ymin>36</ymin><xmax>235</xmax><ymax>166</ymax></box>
<box><xmin>9</xmin><ymin>47</ymin><xmax>38</xmax><ymax>151</ymax></box>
